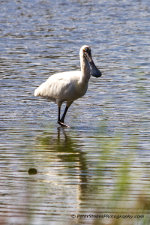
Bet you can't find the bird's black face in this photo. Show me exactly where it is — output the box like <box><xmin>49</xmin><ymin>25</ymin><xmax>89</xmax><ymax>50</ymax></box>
<box><xmin>83</xmin><ymin>47</ymin><xmax>92</xmax><ymax>59</ymax></box>
<box><xmin>83</xmin><ymin>47</ymin><xmax>102</xmax><ymax>78</ymax></box>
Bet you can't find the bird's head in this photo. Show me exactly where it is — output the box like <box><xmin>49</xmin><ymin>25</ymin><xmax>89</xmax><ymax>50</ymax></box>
<box><xmin>80</xmin><ymin>45</ymin><xmax>102</xmax><ymax>78</ymax></box>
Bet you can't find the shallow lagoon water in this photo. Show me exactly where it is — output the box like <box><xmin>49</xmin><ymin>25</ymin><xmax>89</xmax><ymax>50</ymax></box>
<box><xmin>0</xmin><ymin>0</ymin><xmax>150</xmax><ymax>224</ymax></box>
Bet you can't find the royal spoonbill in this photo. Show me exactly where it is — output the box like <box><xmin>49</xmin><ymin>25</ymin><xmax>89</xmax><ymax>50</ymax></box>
<box><xmin>34</xmin><ymin>45</ymin><xmax>102</xmax><ymax>127</ymax></box>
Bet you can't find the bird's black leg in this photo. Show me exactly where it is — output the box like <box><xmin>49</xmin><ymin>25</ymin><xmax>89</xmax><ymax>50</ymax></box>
<box><xmin>60</xmin><ymin>106</ymin><xmax>69</xmax><ymax>123</ymax></box>
<box><xmin>57</xmin><ymin>105</ymin><xmax>69</xmax><ymax>128</ymax></box>
<box><xmin>58</xmin><ymin>105</ymin><xmax>69</xmax><ymax>128</ymax></box>
<box><xmin>57</xmin><ymin>106</ymin><xmax>61</xmax><ymax>123</ymax></box>
<box><xmin>58</xmin><ymin>102</ymin><xmax>73</xmax><ymax>128</ymax></box>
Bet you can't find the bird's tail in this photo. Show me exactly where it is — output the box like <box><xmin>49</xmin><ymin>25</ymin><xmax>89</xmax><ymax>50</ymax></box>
<box><xmin>34</xmin><ymin>81</ymin><xmax>47</xmax><ymax>97</ymax></box>
<box><xmin>34</xmin><ymin>87</ymin><xmax>40</xmax><ymax>97</ymax></box>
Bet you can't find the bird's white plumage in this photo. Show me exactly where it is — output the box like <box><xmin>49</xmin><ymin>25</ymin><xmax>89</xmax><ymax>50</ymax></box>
<box><xmin>34</xmin><ymin>45</ymin><xmax>91</xmax><ymax>106</ymax></box>
<box><xmin>34</xmin><ymin>70</ymin><xmax>88</xmax><ymax>105</ymax></box>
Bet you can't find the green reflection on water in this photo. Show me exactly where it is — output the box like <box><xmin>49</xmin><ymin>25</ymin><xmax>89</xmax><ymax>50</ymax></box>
<box><xmin>33</xmin><ymin>123</ymin><xmax>150</xmax><ymax>225</ymax></box>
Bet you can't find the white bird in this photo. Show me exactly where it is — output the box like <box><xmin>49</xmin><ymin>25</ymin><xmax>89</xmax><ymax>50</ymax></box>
<box><xmin>34</xmin><ymin>45</ymin><xmax>102</xmax><ymax>127</ymax></box>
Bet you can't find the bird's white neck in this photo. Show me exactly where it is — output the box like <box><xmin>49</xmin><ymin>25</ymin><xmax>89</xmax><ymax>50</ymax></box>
<box><xmin>80</xmin><ymin>55</ymin><xmax>91</xmax><ymax>83</ymax></box>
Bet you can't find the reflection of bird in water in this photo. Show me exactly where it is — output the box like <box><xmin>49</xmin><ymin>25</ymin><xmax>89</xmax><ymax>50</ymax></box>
<box><xmin>38</xmin><ymin>127</ymin><xmax>88</xmax><ymax>190</ymax></box>
<box><xmin>34</xmin><ymin>45</ymin><xmax>102</xmax><ymax>127</ymax></box>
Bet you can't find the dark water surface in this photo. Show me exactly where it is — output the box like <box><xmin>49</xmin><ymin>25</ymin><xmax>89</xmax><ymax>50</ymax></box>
<box><xmin>0</xmin><ymin>0</ymin><xmax>150</xmax><ymax>224</ymax></box>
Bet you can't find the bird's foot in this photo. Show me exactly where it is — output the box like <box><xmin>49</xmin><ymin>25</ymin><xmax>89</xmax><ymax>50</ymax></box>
<box><xmin>58</xmin><ymin>121</ymin><xmax>70</xmax><ymax>128</ymax></box>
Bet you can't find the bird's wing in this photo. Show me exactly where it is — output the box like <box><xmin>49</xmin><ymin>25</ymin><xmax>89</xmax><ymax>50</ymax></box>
<box><xmin>34</xmin><ymin>71</ymin><xmax>81</xmax><ymax>100</ymax></box>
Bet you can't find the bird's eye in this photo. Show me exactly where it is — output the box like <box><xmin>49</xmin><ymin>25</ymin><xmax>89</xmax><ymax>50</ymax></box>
<box><xmin>83</xmin><ymin>47</ymin><xmax>90</xmax><ymax>54</ymax></box>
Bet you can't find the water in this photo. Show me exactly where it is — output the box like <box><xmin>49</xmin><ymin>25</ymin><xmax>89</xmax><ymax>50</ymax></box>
<box><xmin>0</xmin><ymin>0</ymin><xmax>150</xmax><ymax>224</ymax></box>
